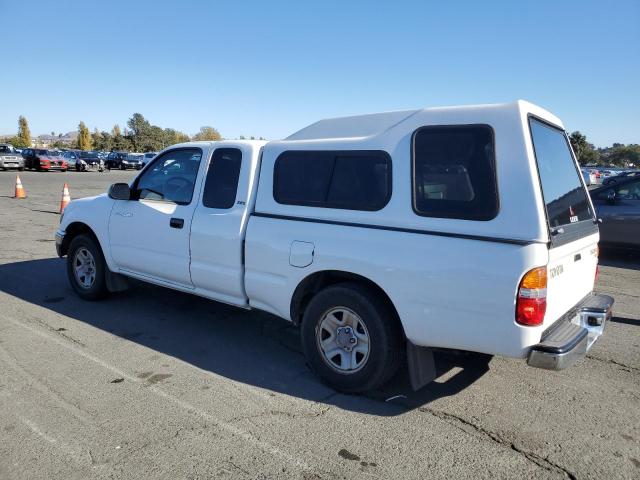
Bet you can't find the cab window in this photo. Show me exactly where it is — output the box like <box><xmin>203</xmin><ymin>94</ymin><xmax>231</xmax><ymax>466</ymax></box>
<box><xmin>134</xmin><ymin>148</ymin><xmax>202</xmax><ymax>205</ymax></box>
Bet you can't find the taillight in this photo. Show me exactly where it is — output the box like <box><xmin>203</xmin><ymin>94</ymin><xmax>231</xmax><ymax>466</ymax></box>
<box><xmin>516</xmin><ymin>266</ymin><xmax>547</xmax><ymax>326</ymax></box>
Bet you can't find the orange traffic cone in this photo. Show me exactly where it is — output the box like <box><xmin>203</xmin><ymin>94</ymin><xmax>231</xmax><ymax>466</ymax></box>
<box><xmin>14</xmin><ymin>175</ymin><xmax>26</xmax><ymax>199</ymax></box>
<box><xmin>60</xmin><ymin>183</ymin><xmax>71</xmax><ymax>213</ymax></box>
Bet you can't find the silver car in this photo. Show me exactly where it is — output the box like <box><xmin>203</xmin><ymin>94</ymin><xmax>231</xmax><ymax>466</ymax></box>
<box><xmin>0</xmin><ymin>144</ymin><xmax>24</xmax><ymax>171</ymax></box>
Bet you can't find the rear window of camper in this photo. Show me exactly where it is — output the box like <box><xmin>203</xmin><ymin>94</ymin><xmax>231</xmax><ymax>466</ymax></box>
<box><xmin>412</xmin><ymin>125</ymin><xmax>498</xmax><ymax>220</ymax></box>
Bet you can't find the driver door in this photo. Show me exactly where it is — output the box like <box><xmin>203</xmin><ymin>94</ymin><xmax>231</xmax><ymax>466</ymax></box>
<box><xmin>108</xmin><ymin>147</ymin><xmax>207</xmax><ymax>287</ymax></box>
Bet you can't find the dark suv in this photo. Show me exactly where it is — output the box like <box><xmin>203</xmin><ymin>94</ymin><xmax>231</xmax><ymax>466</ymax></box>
<box><xmin>105</xmin><ymin>152</ymin><xmax>142</xmax><ymax>170</ymax></box>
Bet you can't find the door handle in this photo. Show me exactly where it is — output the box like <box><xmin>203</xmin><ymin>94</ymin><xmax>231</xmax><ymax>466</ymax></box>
<box><xmin>116</xmin><ymin>211</ymin><xmax>133</xmax><ymax>217</ymax></box>
<box><xmin>170</xmin><ymin>218</ymin><xmax>184</xmax><ymax>229</ymax></box>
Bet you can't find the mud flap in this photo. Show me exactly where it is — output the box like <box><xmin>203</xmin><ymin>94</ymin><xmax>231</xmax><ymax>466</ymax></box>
<box><xmin>105</xmin><ymin>268</ymin><xmax>129</xmax><ymax>293</ymax></box>
<box><xmin>406</xmin><ymin>341</ymin><xmax>436</xmax><ymax>391</ymax></box>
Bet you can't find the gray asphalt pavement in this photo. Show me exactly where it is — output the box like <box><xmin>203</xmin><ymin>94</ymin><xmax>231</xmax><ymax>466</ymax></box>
<box><xmin>0</xmin><ymin>171</ymin><xmax>639</xmax><ymax>479</ymax></box>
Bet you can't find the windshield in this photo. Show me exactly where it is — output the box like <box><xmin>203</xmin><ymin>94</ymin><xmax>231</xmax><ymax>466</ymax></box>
<box><xmin>81</xmin><ymin>152</ymin><xmax>99</xmax><ymax>159</ymax></box>
<box><xmin>0</xmin><ymin>145</ymin><xmax>14</xmax><ymax>153</ymax></box>
<box><xmin>529</xmin><ymin>118</ymin><xmax>593</xmax><ymax>229</ymax></box>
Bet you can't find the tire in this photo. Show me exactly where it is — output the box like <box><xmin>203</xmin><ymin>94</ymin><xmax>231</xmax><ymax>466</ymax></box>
<box><xmin>66</xmin><ymin>234</ymin><xmax>109</xmax><ymax>301</ymax></box>
<box><xmin>300</xmin><ymin>282</ymin><xmax>403</xmax><ymax>393</ymax></box>
<box><xmin>120</xmin><ymin>164</ymin><xmax>126</xmax><ymax>170</ymax></box>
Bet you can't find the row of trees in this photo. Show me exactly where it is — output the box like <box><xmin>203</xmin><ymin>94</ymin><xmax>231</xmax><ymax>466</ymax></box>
<box><xmin>569</xmin><ymin>131</ymin><xmax>639</xmax><ymax>167</ymax></box>
<box><xmin>6</xmin><ymin>116</ymin><xmax>636</xmax><ymax>165</ymax></box>
<box><xmin>5</xmin><ymin>115</ymin><xmax>265</xmax><ymax>152</ymax></box>
<box><xmin>76</xmin><ymin>114</ymin><xmax>222</xmax><ymax>152</ymax></box>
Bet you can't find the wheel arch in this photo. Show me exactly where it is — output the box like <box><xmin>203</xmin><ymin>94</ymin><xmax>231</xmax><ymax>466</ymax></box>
<box><xmin>60</xmin><ymin>222</ymin><xmax>101</xmax><ymax>257</ymax></box>
<box><xmin>290</xmin><ymin>270</ymin><xmax>405</xmax><ymax>334</ymax></box>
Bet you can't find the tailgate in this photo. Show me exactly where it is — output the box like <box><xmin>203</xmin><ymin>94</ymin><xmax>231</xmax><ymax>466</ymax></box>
<box><xmin>528</xmin><ymin>116</ymin><xmax>600</xmax><ymax>328</ymax></box>
<box><xmin>545</xmin><ymin>233</ymin><xmax>598</xmax><ymax>326</ymax></box>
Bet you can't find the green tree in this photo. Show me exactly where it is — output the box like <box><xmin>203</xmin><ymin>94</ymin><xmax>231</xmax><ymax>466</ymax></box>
<box><xmin>192</xmin><ymin>126</ymin><xmax>222</xmax><ymax>141</ymax></box>
<box><xmin>14</xmin><ymin>115</ymin><xmax>31</xmax><ymax>148</ymax></box>
<box><xmin>127</xmin><ymin>113</ymin><xmax>152</xmax><ymax>151</ymax></box>
<box><xmin>606</xmin><ymin>144</ymin><xmax>640</xmax><ymax>167</ymax></box>
<box><xmin>98</xmin><ymin>131</ymin><xmax>114</xmax><ymax>151</ymax></box>
<box><xmin>569</xmin><ymin>131</ymin><xmax>599</xmax><ymax>165</ymax></box>
<box><xmin>77</xmin><ymin>121</ymin><xmax>93</xmax><ymax>150</ymax></box>
<box><xmin>111</xmin><ymin>124</ymin><xmax>130</xmax><ymax>151</ymax></box>
<box><xmin>91</xmin><ymin>128</ymin><xmax>102</xmax><ymax>150</ymax></box>
<box><xmin>163</xmin><ymin>128</ymin><xmax>190</xmax><ymax>147</ymax></box>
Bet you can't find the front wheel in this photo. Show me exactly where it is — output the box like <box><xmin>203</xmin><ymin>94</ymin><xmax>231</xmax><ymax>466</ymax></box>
<box><xmin>66</xmin><ymin>234</ymin><xmax>109</xmax><ymax>301</ymax></box>
<box><xmin>301</xmin><ymin>283</ymin><xmax>403</xmax><ymax>393</ymax></box>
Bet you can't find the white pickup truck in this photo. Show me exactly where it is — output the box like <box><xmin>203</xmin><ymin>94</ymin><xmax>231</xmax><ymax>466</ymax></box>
<box><xmin>55</xmin><ymin>100</ymin><xmax>613</xmax><ymax>392</ymax></box>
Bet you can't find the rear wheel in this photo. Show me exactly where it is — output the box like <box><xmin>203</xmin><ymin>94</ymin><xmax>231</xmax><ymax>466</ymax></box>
<box><xmin>301</xmin><ymin>283</ymin><xmax>403</xmax><ymax>393</ymax></box>
<box><xmin>66</xmin><ymin>234</ymin><xmax>108</xmax><ymax>301</ymax></box>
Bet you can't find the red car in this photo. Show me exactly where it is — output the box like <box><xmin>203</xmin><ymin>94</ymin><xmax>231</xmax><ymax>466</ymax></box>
<box><xmin>22</xmin><ymin>148</ymin><xmax>68</xmax><ymax>172</ymax></box>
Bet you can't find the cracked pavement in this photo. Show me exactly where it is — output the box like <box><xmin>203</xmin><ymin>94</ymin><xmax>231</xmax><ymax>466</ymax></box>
<box><xmin>0</xmin><ymin>171</ymin><xmax>639</xmax><ymax>479</ymax></box>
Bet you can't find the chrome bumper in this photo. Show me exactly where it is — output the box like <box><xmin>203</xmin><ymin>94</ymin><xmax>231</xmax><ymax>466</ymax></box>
<box><xmin>527</xmin><ymin>294</ymin><xmax>613</xmax><ymax>370</ymax></box>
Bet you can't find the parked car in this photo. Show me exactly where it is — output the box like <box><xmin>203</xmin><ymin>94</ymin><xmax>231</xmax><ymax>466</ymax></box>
<box><xmin>76</xmin><ymin>151</ymin><xmax>105</xmax><ymax>172</ymax></box>
<box><xmin>0</xmin><ymin>144</ymin><xmax>25</xmax><ymax>171</ymax></box>
<box><xmin>602</xmin><ymin>170</ymin><xmax>640</xmax><ymax>186</ymax></box>
<box><xmin>142</xmin><ymin>152</ymin><xmax>157</xmax><ymax>166</ymax></box>
<box><xmin>62</xmin><ymin>151</ymin><xmax>80</xmax><ymax>163</ymax></box>
<box><xmin>22</xmin><ymin>148</ymin><xmax>68</xmax><ymax>171</ymax></box>
<box><xmin>55</xmin><ymin>100</ymin><xmax>612</xmax><ymax>393</ymax></box>
<box><xmin>105</xmin><ymin>151</ymin><xmax>141</xmax><ymax>170</ymax></box>
<box><xmin>590</xmin><ymin>176</ymin><xmax>640</xmax><ymax>249</ymax></box>
<box><xmin>581</xmin><ymin>168</ymin><xmax>596</xmax><ymax>186</ymax></box>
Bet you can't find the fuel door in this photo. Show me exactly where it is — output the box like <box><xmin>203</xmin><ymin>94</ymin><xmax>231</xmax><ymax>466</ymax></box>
<box><xmin>289</xmin><ymin>241</ymin><xmax>314</xmax><ymax>268</ymax></box>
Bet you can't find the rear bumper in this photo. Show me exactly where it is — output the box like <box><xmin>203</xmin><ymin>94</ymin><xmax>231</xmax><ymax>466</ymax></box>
<box><xmin>0</xmin><ymin>159</ymin><xmax>24</xmax><ymax>169</ymax></box>
<box><xmin>527</xmin><ymin>293</ymin><xmax>613</xmax><ymax>370</ymax></box>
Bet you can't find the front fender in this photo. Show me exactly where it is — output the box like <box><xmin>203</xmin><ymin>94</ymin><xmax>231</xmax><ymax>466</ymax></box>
<box><xmin>58</xmin><ymin>194</ymin><xmax>117</xmax><ymax>270</ymax></box>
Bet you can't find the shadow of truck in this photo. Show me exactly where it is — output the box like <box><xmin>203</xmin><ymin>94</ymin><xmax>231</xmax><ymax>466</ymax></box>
<box><xmin>0</xmin><ymin>257</ymin><xmax>492</xmax><ymax>416</ymax></box>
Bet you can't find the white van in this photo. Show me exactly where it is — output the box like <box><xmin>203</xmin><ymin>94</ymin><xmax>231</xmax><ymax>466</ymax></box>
<box><xmin>56</xmin><ymin>100</ymin><xmax>613</xmax><ymax>392</ymax></box>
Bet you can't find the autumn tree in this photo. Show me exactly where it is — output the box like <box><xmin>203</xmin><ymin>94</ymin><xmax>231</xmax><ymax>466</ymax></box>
<box><xmin>77</xmin><ymin>121</ymin><xmax>93</xmax><ymax>150</ymax></box>
<box><xmin>13</xmin><ymin>115</ymin><xmax>32</xmax><ymax>148</ymax></box>
<box><xmin>192</xmin><ymin>126</ymin><xmax>222</xmax><ymax>141</ymax></box>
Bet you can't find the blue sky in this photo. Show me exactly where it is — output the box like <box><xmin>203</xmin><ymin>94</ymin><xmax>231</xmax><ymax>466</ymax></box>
<box><xmin>1</xmin><ymin>0</ymin><xmax>638</xmax><ymax>146</ymax></box>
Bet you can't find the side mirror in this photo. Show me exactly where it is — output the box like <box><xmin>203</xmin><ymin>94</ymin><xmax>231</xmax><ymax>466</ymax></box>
<box><xmin>606</xmin><ymin>189</ymin><xmax>617</xmax><ymax>205</ymax></box>
<box><xmin>108</xmin><ymin>183</ymin><xmax>131</xmax><ymax>200</ymax></box>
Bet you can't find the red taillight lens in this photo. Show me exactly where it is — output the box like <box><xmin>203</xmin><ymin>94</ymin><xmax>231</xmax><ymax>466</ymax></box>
<box><xmin>516</xmin><ymin>266</ymin><xmax>547</xmax><ymax>326</ymax></box>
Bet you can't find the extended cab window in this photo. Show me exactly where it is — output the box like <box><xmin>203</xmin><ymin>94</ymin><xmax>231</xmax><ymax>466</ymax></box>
<box><xmin>529</xmin><ymin>118</ymin><xmax>593</xmax><ymax>229</ymax></box>
<box><xmin>202</xmin><ymin>148</ymin><xmax>242</xmax><ymax>209</ymax></box>
<box><xmin>273</xmin><ymin>150</ymin><xmax>391</xmax><ymax>211</ymax></box>
<box><xmin>412</xmin><ymin>125</ymin><xmax>498</xmax><ymax>220</ymax></box>
<box><xmin>134</xmin><ymin>148</ymin><xmax>202</xmax><ymax>205</ymax></box>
